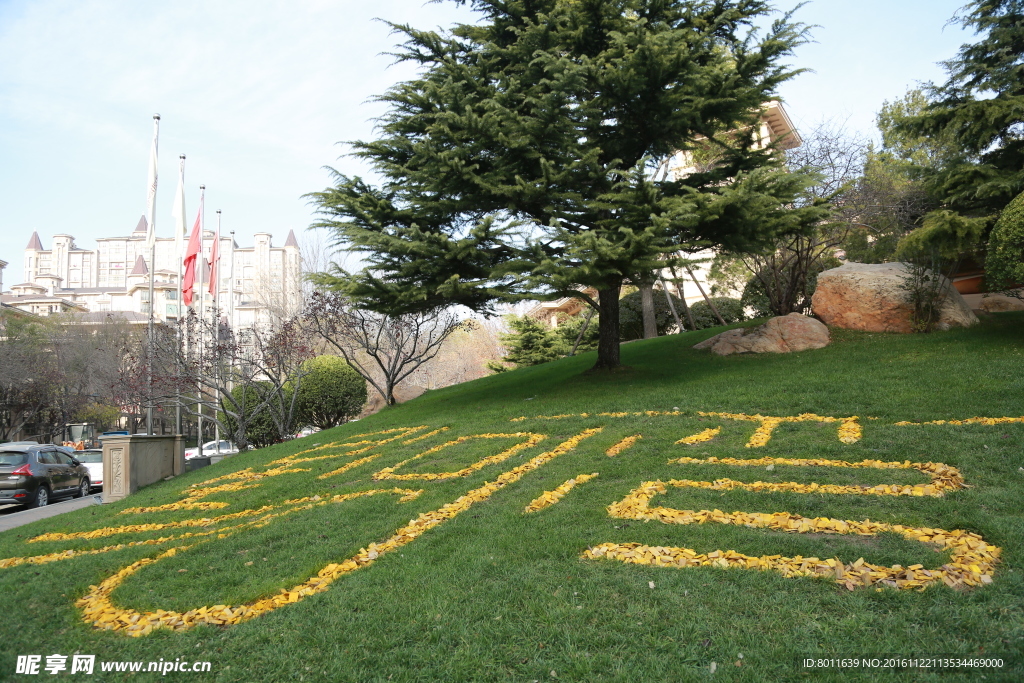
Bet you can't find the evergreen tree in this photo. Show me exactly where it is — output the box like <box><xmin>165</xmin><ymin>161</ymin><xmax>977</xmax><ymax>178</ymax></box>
<box><xmin>310</xmin><ymin>0</ymin><xmax>825</xmax><ymax>369</ymax></box>
<box><xmin>487</xmin><ymin>316</ymin><xmax>568</xmax><ymax>372</ymax></box>
<box><xmin>894</xmin><ymin>0</ymin><xmax>1024</xmax><ymax>242</ymax></box>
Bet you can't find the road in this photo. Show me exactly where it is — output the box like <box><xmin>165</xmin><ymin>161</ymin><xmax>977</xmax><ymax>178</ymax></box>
<box><xmin>0</xmin><ymin>493</ymin><xmax>104</xmax><ymax>533</ymax></box>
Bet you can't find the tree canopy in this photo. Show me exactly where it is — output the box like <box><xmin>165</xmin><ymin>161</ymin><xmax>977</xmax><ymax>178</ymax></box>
<box><xmin>310</xmin><ymin>0</ymin><xmax>825</xmax><ymax>369</ymax></box>
<box><xmin>893</xmin><ymin>0</ymin><xmax>1024</xmax><ymax>242</ymax></box>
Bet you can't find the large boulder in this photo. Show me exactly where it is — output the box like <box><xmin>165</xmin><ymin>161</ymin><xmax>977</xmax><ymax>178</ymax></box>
<box><xmin>811</xmin><ymin>262</ymin><xmax>978</xmax><ymax>333</ymax></box>
<box><xmin>693</xmin><ymin>313</ymin><xmax>830</xmax><ymax>356</ymax></box>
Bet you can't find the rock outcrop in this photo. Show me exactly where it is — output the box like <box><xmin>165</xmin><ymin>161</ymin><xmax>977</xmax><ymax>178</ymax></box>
<box><xmin>811</xmin><ymin>262</ymin><xmax>978</xmax><ymax>333</ymax></box>
<box><xmin>693</xmin><ymin>313</ymin><xmax>830</xmax><ymax>356</ymax></box>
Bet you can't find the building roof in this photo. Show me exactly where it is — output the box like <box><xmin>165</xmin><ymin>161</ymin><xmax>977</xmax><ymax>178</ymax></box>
<box><xmin>55</xmin><ymin>286</ymin><xmax>126</xmax><ymax>294</ymax></box>
<box><xmin>133</xmin><ymin>215</ymin><xmax>148</xmax><ymax>234</ymax></box>
<box><xmin>26</xmin><ymin>231</ymin><xmax>44</xmax><ymax>250</ymax></box>
<box><xmin>130</xmin><ymin>255</ymin><xmax>148</xmax><ymax>275</ymax></box>
<box><xmin>1</xmin><ymin>293</ymin><xmax>87</xmax><ymax>308</ymax></box>
<box><xmin>761</xmin><ymin>101</ymin><xmax>802</xmax><ymax>150</ymax></box>
<box><xmin>284</xmin><ymin>230</ymin><xmax>299</xmax><ymax>248</ymax></box>
<box><xmin>74</xmin><ymin>310</ymin><xmax>149</xmax><ymax>324</ymax></box>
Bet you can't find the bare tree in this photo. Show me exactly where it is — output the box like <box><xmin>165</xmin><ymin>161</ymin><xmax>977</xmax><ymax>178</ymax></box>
<box><xmin>738</xmin><ymin>119</ymin><xmax>869</xmax><ymax>315</ymax></box>
<box><xmin>307</xmin><ymin>291</ymin><xmax>468</xmax><ymax>406</ymax></box>
<box><xmin>404</xmin><ymin>319</ymin><xmax>504</xmax><ymax>391</ymax></box>
<box><xmin>247</xmin><ymin>317</ymin><xmax>315</xmax><ymax>441</ymax></box>
<box><xmin>154</xmin><ymin>309</ymin><xmax>277</xmax><ymax>451</ymax></box>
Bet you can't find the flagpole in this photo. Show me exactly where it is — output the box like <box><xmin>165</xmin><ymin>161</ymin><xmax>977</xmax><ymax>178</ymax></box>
<box><xmin>214</xmin><ymin>209</ymin><xmax>221</xmax><ymax>455</ymax></box>
<box><xmin>174</xmin><ymin>154</ymin><xmax>186</xmax><ymax>438</ymax></box>
<box><xmin>228</xmin><ymin>230</ymin><xmax>236</xmax><ymax>331</ymax></box>
<box><xmin>145</xmin><ymin>114</ymin><xmax>160</xmax><ymax>437</ymax></box>
<box><xmin>197</xmin><ymin>185</ymin><xmax>206</xmax><ymax>459</ymax></box>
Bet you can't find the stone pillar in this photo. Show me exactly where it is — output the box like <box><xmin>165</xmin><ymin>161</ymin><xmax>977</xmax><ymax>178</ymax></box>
<box><xmin>102</xmin><ymin>434</ymin><xmax>181</xmax><ymax>504</ymax></box>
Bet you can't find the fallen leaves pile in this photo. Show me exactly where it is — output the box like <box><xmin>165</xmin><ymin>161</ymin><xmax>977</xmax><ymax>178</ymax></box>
<box><xmin>605</xmin><ymin>435</ymin><xmax>641</xmax><ymax>456</ymax></box>
<box><xmin>120</xmin><ymin>466</ymin><xmax>309</xmax><ymax>514</ymax></box>
<box><xmin>584</xmin><ymin>480</ymin><xmax>999</xmax><ymax>590</ymax></box>
<box><xmin>698</xmin><ymin>412</ymin><xmax>862</xmax><ymax>446</ymax></box>
<box><xmin>73</xmin><ymin>428</ymin><xmax>602</xmax><ymax>636</ymax></box>
<box><xmin>510</xmin><ymin>411</ymin><xmax>683</xmax><ymax>422</ymax></box>
<box><xmin>668</xmin><ymin>456</ymin><xmax>965</xmax><ymax>497</ymax></box>
<box><xmin>524</xmin><ymin>474</ymin><xmax>599</xmax><ymax>513</ymax></box>
<box><xmin>676</xmin><ymin>427</ymin><xmax>721</xmax><ymax>445</ymax></box>
<box><xmin>271</xmin><ymin>426</ymin><xmax>430</xmax><ymax>465</ymax></box>
<box><xmin>895</xmin><ymin>417</ymin><xmax>1024</xmax><ymax>426</ymax></box>
<box><xmin>373</xmin><ymin>433</ymin><xmax>546</xmax><ymax>481</ymax></box>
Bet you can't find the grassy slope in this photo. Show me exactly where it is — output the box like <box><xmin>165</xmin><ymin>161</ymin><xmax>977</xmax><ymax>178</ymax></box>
<box><xmin>1</xmin><ymin>313</ymin><xmax>1023</xmax><ymax>682</ymax></box>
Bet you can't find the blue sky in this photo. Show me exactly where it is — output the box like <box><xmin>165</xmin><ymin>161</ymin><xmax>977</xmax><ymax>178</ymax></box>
<box><xmin>0</xmin><ymin>0</ymin><xmax>975</xmax><ymax>284</ymax></box>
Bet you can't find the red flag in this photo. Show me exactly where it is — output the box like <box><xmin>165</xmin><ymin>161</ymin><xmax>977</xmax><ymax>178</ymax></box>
<box><xmin>208</xmin><ymin>224</ymin><xmax>220</xmax><ymax>296</ymax></box>
<box><xmin>182</xmin><ymin>194</ymin><xmax>203</xmax><ymax>305</ymax></box>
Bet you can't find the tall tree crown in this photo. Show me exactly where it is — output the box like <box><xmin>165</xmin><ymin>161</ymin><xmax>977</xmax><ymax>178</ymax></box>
<box><xmin>309</xmin><ymin>0</ymin><xmax>824</xmax><ymax>368</ymax></box>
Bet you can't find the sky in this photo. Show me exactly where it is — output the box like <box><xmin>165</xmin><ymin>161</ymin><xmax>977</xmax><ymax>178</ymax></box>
<box><xmin>0</xmin><ymin>0</ymin><xmax>978</xmax><ymax>285</ymax></box>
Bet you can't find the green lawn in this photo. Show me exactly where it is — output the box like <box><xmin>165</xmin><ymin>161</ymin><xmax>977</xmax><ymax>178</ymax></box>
<box><xmin>2</xmin><ymin>314</ymin><xmax>1023</xmax><ymax>682</ymax></box>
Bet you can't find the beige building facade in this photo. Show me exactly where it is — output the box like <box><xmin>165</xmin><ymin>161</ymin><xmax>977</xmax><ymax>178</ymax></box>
<box><xmin>4</xmin><ymin>219</ymin><xmax>302</xmax><ymax>328</ymax></box>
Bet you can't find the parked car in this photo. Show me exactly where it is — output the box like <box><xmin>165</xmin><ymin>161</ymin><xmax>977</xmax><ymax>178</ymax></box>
<box><xmin>184</xmin><ymin>440</ymin><xmax>238</xmax><ymax>459</ymax></box>
<box><xmin>0</xmin><ymin>443</ymin><xmax>92</xmax><ymax>507</ymax></box>
<box><xmin>69</xmin><ymin>449</ymin><xmax>104</xmax><ymax>491</ymax></box>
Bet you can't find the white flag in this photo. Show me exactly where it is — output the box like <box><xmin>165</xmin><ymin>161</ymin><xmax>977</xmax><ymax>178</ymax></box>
<box><xmin>171</xmin><ymin>155</ymin><xmax>187</xmax><ymax>260</ymax></box>
<box><xmin>145</xmin><ymin>115</ymin><xmax>160</xmax><ymax>250</ymax></box>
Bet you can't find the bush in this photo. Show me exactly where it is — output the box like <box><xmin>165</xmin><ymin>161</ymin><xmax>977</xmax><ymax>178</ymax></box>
<box><xmin>689</xmin><ymin>297</ymin><xmax>746</xmax><ymax>330</ymax></box>
<box><xmin>219</xmin><ymin>383</ymin><xmax>279</xmax><ymax>449</ymax></box>
<box><xmin>618</xmin><ymin>289</ymin><xmax>686</xmax><ymax>340</ymax></box>
<box><xmin>296</xmin><ymin>356</ymin><xmax>367</xmax><ymax>430</ymax></box>
<box><xmin>986</xmin><ymin>190</ymin><xmax>1024</xmax><ymax>293</ymax></box>
<box><xmin>740</xmin><ymin>279</ymin><xmax>773</xmax><ymax>319</ymax></box>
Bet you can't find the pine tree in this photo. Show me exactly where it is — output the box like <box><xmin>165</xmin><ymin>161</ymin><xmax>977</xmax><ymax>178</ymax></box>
<box><xmin>310</xmin><ymin>0</ymin><xmax>825</xmax><ymax>369</ymax></box>
<box><xmin>896</xmin><ymin>0</ymin><xmax>1024</xmax><ymax>219</ymax></box>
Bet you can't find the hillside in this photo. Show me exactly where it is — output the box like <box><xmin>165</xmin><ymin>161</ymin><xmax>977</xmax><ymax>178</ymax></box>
<box><xmin>1</xmin><ymin>314</ymin><xmax>1022</xmax><ymax>682</ymax></box>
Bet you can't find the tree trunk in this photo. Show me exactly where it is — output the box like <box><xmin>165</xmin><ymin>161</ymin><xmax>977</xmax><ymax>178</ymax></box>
<box><xmin>593</xmin><ymin>284</ymin><xmax>622</xmax><ymax>370</ymax></box>
<box><xmin>659</xmin><ymin>276</ymin><xmax>682</xmax><ymax>332</ymax></box>
<box><xmin>639</xmin><ymin>279</ymin><xmax>658</xmax><ymax>339</ymax></box>
<box><xmin>685</xmin><ymin>264</ymin><xmax>726</xmax><ymax>326</ymax></box>
<box><xmin>570</xmin><ymin>308</ymin><xmax>595</xmax><ymax>356</ymax></box>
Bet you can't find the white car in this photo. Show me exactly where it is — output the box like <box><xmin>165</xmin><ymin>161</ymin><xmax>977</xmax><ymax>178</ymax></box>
<box><xmin>184</xmin><ymin>440</ymin><xmax>238</xmax><ymax>459</ymax></box>
<box><xmin>71</xmin><ymin>449</ymin><xmax>104</xmax><ymax>491</ymax></box>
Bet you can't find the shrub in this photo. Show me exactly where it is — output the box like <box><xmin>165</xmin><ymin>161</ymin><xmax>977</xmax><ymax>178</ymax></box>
<box><xmin>985</xmin><ymin>190</ymin><xmax>1024</xmax><ymax>294</ymax></box>
<box><xmin>689</xmin><ymin>297</ymin><xmax>746</xmax><ymax>330</ymax></box>
<box><xmin>740</xmin><ymin>279</ymin><xmax>773</xmax><ymax>319</ymax></box>
<box><xmin>296</xmin><ymin>356</ymin><xmax>366</xmax><ymax>430</ymax></box>
<box><xmin>618</xmin><ymin>289</ymin><xmax>686</xmax><ymax>340</ymax></box>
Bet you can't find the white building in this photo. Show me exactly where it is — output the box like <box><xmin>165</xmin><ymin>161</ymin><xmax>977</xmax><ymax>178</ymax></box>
<box><xmin>3</xmin><ymin>220</ymin><xmax>303</xmax><ymax>328</ymax></box>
